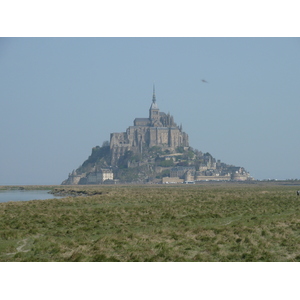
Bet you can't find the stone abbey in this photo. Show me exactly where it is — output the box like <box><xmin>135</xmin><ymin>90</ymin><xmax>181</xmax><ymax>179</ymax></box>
<box><xmin>110</xmin><ymin>87</ymin><xmax>189</xmax><ymax>165</ymax></box>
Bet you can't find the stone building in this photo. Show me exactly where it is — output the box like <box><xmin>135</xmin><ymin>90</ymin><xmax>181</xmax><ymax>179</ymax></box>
<box><xmin>63</xmin><ymin>170</ymin><xmax>82</xmax><ymax>185</ymax></box>
<box><xmin>230</xmin><ymin>167</ymin><xmax>250</xmax><ymax>181</ymax></box>
<box><xmin>86</xmin><ymin>168</ymin><xmax>114</xmax><ymax>184</ymax></box>
<box><xmin>62</xmin><ymin>168</ymin><xmax>113</xmax><ymax>185</ymax></box>
<box><xmin>110</xmin><ymin>88</ymin><xmax>189</xmax><ymax>165</ymax></box>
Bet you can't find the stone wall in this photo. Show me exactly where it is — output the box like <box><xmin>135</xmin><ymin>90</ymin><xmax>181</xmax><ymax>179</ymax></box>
<box><xmin>195</xmin><ymin>175</ymin><xmax>231</xmax><ymax>181</ymax></box>
<box><xmin>162</xmin><ymin>177</ymin><xmax>184</xmax><ymax>184</ymax></box>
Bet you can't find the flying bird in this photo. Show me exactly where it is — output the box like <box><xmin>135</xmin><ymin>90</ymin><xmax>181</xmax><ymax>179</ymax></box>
<box><xmin>201</xmin><ymin>79</ymin><xmax>208</xmax><ymax>83</ymax></box>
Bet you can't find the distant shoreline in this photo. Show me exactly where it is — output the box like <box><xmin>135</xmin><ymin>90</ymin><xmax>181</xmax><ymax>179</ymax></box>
<box><xmin>0</xmin><ymin>185</ymin><xmax>60</xmax><ymax>191</ymax></box>
<box><xmin>2</xmin><ymin>180</ymin><xmax>300</xmax><ymax>192</ymax></box>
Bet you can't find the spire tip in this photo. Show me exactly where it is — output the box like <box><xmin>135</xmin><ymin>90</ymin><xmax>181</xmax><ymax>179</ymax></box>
<box><xmin>152</xmin><ymin>84</ymin><xmax>156</xmax><ymax>103</ymax></box>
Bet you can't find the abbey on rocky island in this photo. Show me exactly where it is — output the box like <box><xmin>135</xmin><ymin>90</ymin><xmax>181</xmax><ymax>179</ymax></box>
<box><xmin>62</xmin><ymin>87</ymin><xmax>252</xmax><ymax>185</ymax></box>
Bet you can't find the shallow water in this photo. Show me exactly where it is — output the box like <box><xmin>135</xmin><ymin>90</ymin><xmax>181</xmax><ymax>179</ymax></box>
<box><xmin>0</xmin><ymin>190</ymin><xmax>64</xmax><ymax>203</ymax></box>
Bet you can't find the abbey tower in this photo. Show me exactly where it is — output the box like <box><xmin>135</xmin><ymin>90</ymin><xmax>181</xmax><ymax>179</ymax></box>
<box><xmin>110</xmin><ymin>88</ymin><xmax>189</xmax><ymax>165</ymax></box>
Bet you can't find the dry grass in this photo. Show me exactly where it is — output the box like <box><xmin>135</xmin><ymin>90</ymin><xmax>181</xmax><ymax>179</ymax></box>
<box><xmin>1</xmin><ymin>183</ymin><xmax>300</xmax><ymax>261</ymax></box>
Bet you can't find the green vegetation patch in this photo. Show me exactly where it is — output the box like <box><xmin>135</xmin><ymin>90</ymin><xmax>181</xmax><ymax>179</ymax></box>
<box><xmin>1</xmin><ymin>184</ymin><xmax>300</xmax><ymax>261</ymax></box>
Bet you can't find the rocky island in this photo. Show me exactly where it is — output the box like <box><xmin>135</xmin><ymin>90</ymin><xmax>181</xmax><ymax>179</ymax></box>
<box><xmin>62</xmin><ymin>88</ymin><xmax>252</xmax><ymax>185</ymax></box>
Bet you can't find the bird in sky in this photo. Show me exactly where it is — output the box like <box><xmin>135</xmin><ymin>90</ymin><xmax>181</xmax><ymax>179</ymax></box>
<box><xmin>201</xmin><ymin>79</ymin><xmax>208</xmax><ymax>83</ymax></box>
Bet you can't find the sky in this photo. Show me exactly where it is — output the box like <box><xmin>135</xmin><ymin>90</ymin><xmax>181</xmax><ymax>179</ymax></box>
<box><xmin>1</xmin><ymin>37</ymin><xmax>300</xmax><ymax>184</ymax></box>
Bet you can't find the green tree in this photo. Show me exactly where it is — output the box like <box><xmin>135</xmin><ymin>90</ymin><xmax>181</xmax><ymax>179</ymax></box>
<box><xmin>176</xmin><ymin>146</ymin><xmax>185</xmax><ymax>153</ymax></box>
<box><xmin>157</xmin><ymin>160</ymin><xmax>174</xmax><ymax>167</ymax></box>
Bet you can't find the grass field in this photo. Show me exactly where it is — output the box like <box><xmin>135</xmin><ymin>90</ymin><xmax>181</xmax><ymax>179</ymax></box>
<box><xmin>1</xmin><ymin>183</ymin><xmax>300</xmax><ymax>261</ymax></box>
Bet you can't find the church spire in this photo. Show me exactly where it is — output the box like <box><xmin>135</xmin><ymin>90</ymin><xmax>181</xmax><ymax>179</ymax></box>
<box><xmin>152</xmin><ymin>84</ymin><xmax>156</xmax><ymax>104</ymax></box>
<box><xmin>149</xmin><ymin>84</ymin><xmax>159</xmax><ymax>120</ymax></box>
<box><xmin>150</xmin><ymin>84</ymin><xmax>158</xmax><ymax>110</ymax></box>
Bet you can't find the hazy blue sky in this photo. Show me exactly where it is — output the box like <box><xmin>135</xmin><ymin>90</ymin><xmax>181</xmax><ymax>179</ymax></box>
<box><xmin>1</xmin><ymin>37</ymin><xmax>300</xmax><ymax>184</ymax></box>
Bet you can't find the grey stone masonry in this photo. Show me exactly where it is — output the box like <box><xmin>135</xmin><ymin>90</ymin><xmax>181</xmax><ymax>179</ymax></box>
<box><xmin>110</xmin><ymin>90</ymin><xmax>189</xmax><ymax>165</ymax></box>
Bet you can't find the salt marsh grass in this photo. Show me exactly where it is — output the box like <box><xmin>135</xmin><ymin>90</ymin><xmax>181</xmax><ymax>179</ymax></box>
<box><xmin>1</xmin><ymin>183</ymin><xmax>300</xmax><ymax>261</ymax></box>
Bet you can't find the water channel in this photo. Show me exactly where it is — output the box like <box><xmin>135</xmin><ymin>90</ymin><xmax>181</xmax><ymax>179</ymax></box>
<box><xmin>0</xmin><ymin>190</ymin><xmax>64</xmax><ymax>203</ymax></box>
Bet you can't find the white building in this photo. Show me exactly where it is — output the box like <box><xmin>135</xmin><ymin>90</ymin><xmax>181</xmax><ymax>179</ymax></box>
<box><xmin>86</xmin><ymin>168</ymin><xmax>113</xmax><ymax>184</ymax></box>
